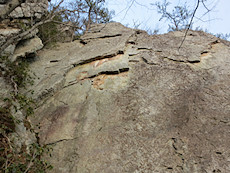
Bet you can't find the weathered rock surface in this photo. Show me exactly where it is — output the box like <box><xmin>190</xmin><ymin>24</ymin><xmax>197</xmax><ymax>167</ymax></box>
<box><xmin>11</xmin><ymin>37</ymin><xmax>43</xmax><ymax>61</ymax></box>
<box><xmin>29</xmin><ymin>23</ymin><xmax>230</xmax><ymax>172</ymax></box>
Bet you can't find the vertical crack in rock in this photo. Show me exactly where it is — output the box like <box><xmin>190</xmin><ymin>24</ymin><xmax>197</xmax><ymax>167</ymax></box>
<box><xmin>171</xmin><ymin>138</ymin><xmax>186</xmax><ymax>171</ymax></box>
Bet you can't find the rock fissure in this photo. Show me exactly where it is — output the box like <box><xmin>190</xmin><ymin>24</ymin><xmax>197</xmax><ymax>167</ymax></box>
<box><xmin>171</xmin><ymin>138</ymin><xmax>186</xmax><ymax>171</ymax></box>
<box><xmin>73</xmin><ymin>50</ymin><xmax>124</xmax><ymax>67</ymax></box>
<box><xmin>47</xmin><ymin>137</ymin><xmax>78</xmax><ymax>146</ymax></box>
<box><xmin>163</xmin><ymin>56</ymin><xmax>187</xmax><ymax>63</ymax></box>
<box><xmin>65</xmin><ymin>67</ymin><xmax>130</xmax><ymax>88</ymax></box>
<box><xmin>141</xmin><ymin>57</ymin><xmax>158</xmax><ymax>65</ymax></box>
<box><xmin>80</xmin><ymin>34</ymin><xmax>122</xmax><ymax>42</ymax></box>
<box><xmin>87</xmin><ymin>68</ymin><xmax>130</xmax><ymax>80</ymax></box>
<box><xmin>137</xmin><ymin>47</ymin><xmax>152</xmax><ymax>51</ymax></box>
<box><xmin>163</xmin><ymin>56</ymin><xmax>201</xmax><ymax>64</ymax></box>
<box><xmin>95</xmin><ymin>34</ymin><xmax>122</xmax><ymax>39</ymax></box>
<box><xmin>50</xmin><ymin>60</ymin><xmax>59</xmax><ymax>63</ymax></box>
<box><xmin>63</xmin><ymin>80</ymin><xmax>80</xmax><ymax>88</ymax></box>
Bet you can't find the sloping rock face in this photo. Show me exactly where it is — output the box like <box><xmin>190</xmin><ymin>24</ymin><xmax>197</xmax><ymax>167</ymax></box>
<box><xmin>30</xmin><ymin>23</ymin><xmax>230</xmax><ymax>173</ymax></box>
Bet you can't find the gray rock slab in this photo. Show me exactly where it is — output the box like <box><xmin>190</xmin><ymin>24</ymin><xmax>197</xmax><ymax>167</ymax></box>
<box><xmin>28</xmin><ymin>23</ymin><xmax>230</xmax><ymax>173</ymax></box>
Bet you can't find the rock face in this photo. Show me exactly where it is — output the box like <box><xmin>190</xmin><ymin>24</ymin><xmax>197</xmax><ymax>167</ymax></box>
<box><xmin>30</xmin><ymin>23</ymin><xmax>230</xmax><ymax>172</ymax></box>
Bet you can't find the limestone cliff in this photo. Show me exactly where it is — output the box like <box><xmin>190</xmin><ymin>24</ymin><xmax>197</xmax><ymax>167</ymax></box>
<box><xmin>23</xmin><ymin>22</ymin><xmax>230</xmax><ymax>172</ymax></box>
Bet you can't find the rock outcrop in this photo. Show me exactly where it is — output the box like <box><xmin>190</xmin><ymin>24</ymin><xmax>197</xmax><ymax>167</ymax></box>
<box><xmin>0</xmin><ymin>1</ymin><xmax>48</xmax><ymax>168</ymax></box>
<box><xmin>0</xmin><ymin>0</ymin><xmax>47</xmax><ymax>58</ymax></box>
<box><xmin>27</xmin><ymin>23</ymin><xmax>230</xmax><ymax>172</ymax></box>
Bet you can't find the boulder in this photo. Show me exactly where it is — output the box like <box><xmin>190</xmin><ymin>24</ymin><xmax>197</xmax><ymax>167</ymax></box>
<box><xmin>28</xmin><ymin>23</ymin><xmax>230</xmax><ymax>172</ymax></box>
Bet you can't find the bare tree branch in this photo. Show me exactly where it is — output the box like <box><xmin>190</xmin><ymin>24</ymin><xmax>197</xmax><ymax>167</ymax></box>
<box><xmin>122</xmin><ymin>0</ymin><xmax>135</xmax><ymax>20</ymax></box>
<box><xmin>179</xmin><ymin>0</ymin><xmax>200</xmax><ymax>49</ymax></box>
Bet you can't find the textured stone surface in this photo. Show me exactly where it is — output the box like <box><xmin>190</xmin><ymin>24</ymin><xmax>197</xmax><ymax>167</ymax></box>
<box><xmin>11</xmin><ymin>37</ymin><xmax>43</xmax><ymax>61</ymax></box>
<box><xmin>0</xmin><ymin>77</ymin><xmax>12</xmax><ymax>107</ymax></box>
<box><xmin>0</xmin><ymin>28</ymin><xmax>21</xmax><ymax>37</ymax></box>
<box><xmin>9</xmin><ymin>0</ymin><xmax>48</xmax><ymax>18</ymax></box>
<box><xmin>29</xmin><ymin>23</ymin><xmax>230</xmax><ymax>173</ymax></box>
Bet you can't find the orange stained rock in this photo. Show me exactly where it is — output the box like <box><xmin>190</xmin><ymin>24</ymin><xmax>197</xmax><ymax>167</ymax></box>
<box><xmin>92</xmin><ymin>72</ymin><xmax>128</xmax><ymax>90</ymax></box>
<box><xmin>92</xmin><ymin>54</ymin><xmax>123</xmax><ymax>68</ymax></box>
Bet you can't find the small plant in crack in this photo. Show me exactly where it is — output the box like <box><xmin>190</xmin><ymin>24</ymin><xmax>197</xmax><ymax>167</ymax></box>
<box><xmin>0</xmin><ymin>56</ymin><xmax>36</xmax><ymax>91</ymax></box>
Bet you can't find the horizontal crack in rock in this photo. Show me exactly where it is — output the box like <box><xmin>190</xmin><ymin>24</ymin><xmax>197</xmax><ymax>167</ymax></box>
<box><xmin>97</xmin><ymin>34</ymin><xmax>122</xmax><ymax>39</ymax></box>
<box><xmin>164</xmin><ymin>56</ymin><xmax>186</xmax><ymax>63</ymax></box>
<box><xmin>88</xmin><ymin>68</ymin><xmax>130</xmax><ymax>79</ymax></box>
<box><xmin>163</xmin><ymin>56</ymin><xmax>200</xmax><ymax>64</ymax></box>
<box><xmin>64</xmin><ymin>68</ymin><xmax>129</xmax><ymax>88</ymax></box>
<box><xmin>50</xmin><ymin>60</ymin><xmax>59</xmax><ymax>63</ymax></box>
<box><xmin>137</xmin><ymin>47</ymin><xmax>152</xmax><ymax>50</ymax></box>
<box><xmin>47</xmin><ymin>137</ymin><xmax>78</xmax><ymax>145</ymax></box>
<box><xmin>73</xmin><ymin>50</ymin><xmax>124</xmax><ymax>67</ymax></box>
<box><xmin>81</xmin><ymin>34</ymin><xmax>122</xmax><ymax>41</ymax></box>
<box><xmin>188</xmin><ymin>60</ymin><xmax>200</xmax><ymax>63</ymax></box>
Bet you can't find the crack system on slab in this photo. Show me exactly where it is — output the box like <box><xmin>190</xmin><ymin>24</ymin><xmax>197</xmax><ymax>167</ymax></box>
<box><xmin>198</xmin><ymin>40</ymin><xmax>220</xmax><ymax>60</ymax></box>
<box><xmin>80</xmin><ymin>34</ymin><xmax>122</xmax><ymax>43</ymax></box>
<box><xmin>64</xmin><ymin>68</ymin><xmax>130</xmax><ymax>88</ymax></box>
<box><xmin>73</xmin><ymin>50</ymin><xmax>124</xmax><ymax>67</ymax></box>
<box><xmin>126</xmin><ymin>30</ymin><xmax>141</xmax><ymax>45</ymax></box>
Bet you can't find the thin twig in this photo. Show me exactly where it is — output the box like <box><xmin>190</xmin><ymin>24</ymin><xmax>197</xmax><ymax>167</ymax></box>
<box><xmin>122</xmin><ymin>0</ymin><xmax>135</xmax><ymax>20</ymax></box>
<box><xmin>201</xmin><ymin>0</ymin><xmax>210</xmax><ymax>12</ymax></box>
<box><xmin>179</xmin><ymin>0</ymin><xmax>200</xmax><ymax>49</ymax></box>
<box><xmin>52</xmin><ymin>20</ymin><xmax>81</xmax><ymax>29</ymax></box>
<box><xmin>2</xmin><ymin>133</ymin><xmax>13</xmax><ymax>171</ymax></box>
<box><xmin>24</xmin><ymin>150</ymin><xmax>37</xmax><ymax>173</ymax></box>
<box><xmin>11</xmin><ymin>76</ymin><xmax>18</xmax><ymax>95</ymax></box>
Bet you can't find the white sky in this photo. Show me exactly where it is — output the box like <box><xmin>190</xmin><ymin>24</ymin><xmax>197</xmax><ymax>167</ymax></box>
<box><xmin>51</xmin><ymin>0</ymin><xmax>229</xmax><ymax>35</ymax></box>
<box><xmin>106</xmin><ymin>0</ymin><xmax>230</xmax><ymax>35</ymax></box>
